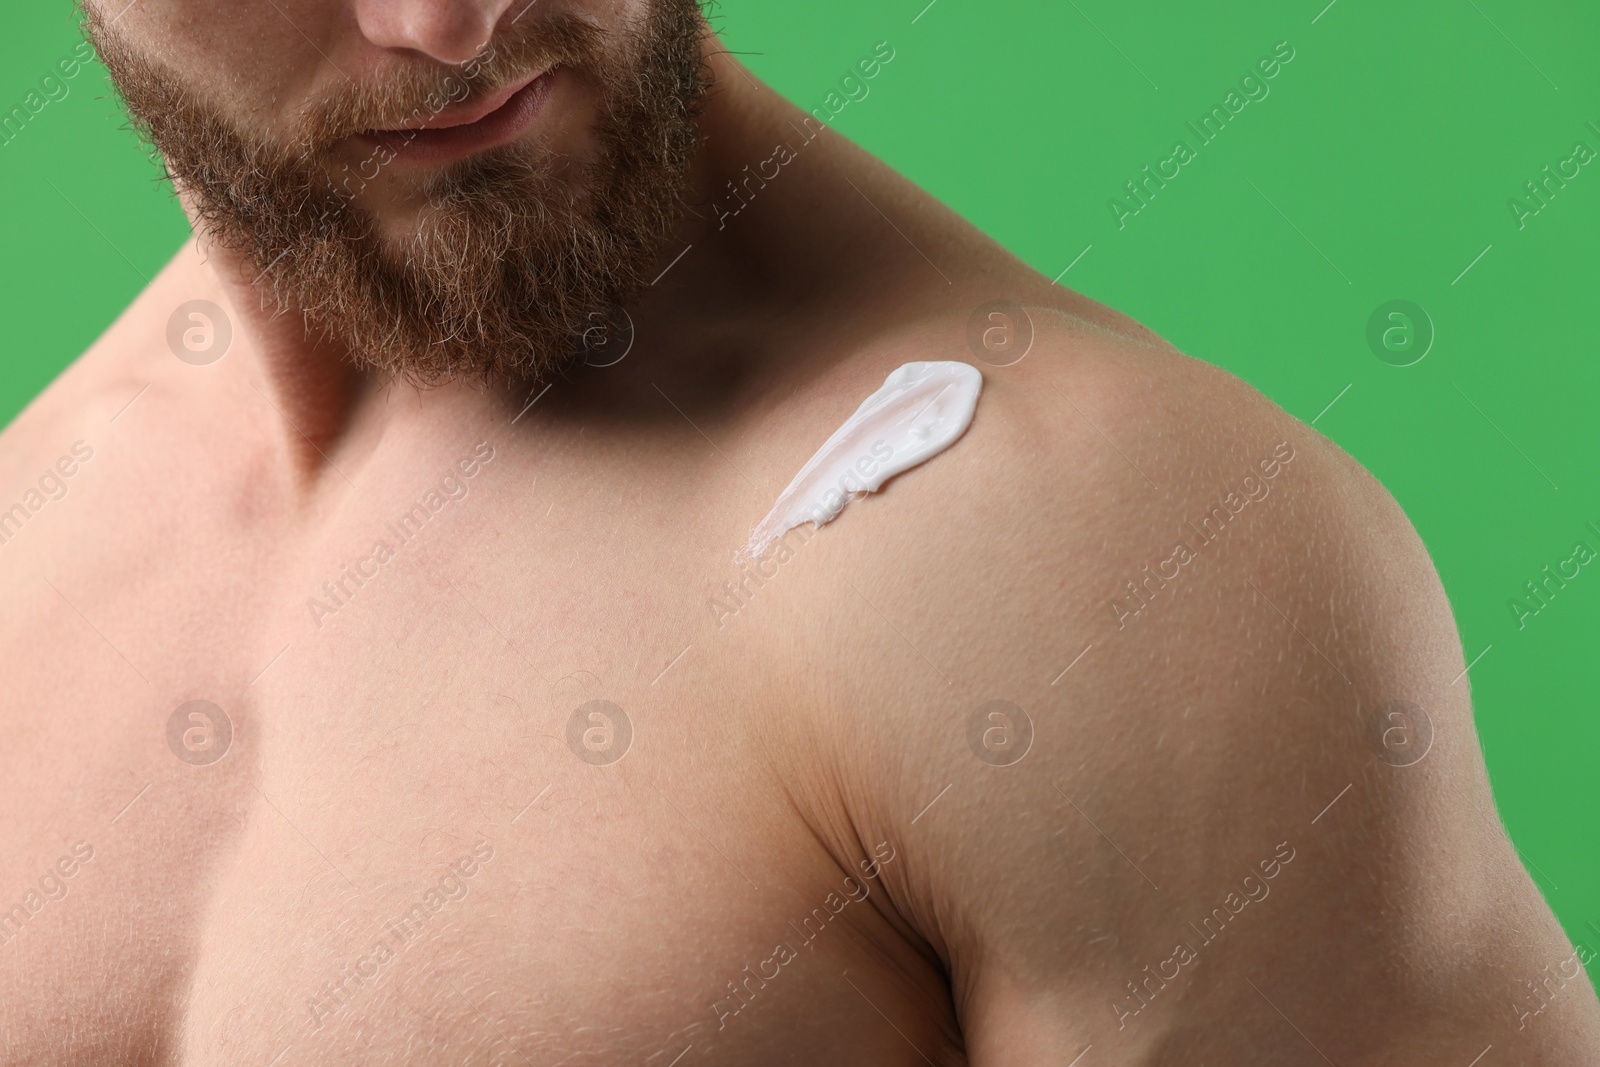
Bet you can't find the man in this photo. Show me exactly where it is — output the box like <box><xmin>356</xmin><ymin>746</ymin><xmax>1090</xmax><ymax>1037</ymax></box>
<box><xmin>1</xmin><ymin>0</ymin><xmax>1595</xmax><ymax>1062</ymax></box>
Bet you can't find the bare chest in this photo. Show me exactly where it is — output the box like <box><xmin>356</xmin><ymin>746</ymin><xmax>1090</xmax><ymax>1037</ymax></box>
<box><xmin>0</xmin><ymin>444</ymin><xmax>954</xmax><ymax>1065</ymax></box>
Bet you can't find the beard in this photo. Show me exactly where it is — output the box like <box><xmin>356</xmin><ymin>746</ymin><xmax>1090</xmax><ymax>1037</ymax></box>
<box><xmin>82</xmin><ymin>1</ymin><xmax>710</xmax><ymax>386</ymax></box>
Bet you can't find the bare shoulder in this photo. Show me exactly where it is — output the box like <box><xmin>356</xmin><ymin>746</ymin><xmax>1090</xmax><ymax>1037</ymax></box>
<box><xmin>0</xmin><ymin>305</ymin><xmax>147</xmax><ymax>563</ymax></box>
<box><xmin>0</xmin><ymin>240</ymin><xmax>200</xmax><ymax>475</ymax></box>
<box><xmin>0</xmin><ymin>240</ymin><xmax>264</xmax><ymax>588</ymax></box>
<box><xmin>766</xmin><ymin>309</ymin><xmax>1600</xmax><ymax>1063</ymax></box>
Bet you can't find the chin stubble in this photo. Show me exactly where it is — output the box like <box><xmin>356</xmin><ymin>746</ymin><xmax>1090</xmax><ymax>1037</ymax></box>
<box><xmin>84</xmin><ymin>0</ymin><xmax>711</xmax><ymax>387</ymax></box>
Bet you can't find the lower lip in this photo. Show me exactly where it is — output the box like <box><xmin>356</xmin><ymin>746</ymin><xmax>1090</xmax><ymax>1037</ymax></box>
<box><xmin>360</xmin><ymin>69</ymin><xmax>558</xmax><ymax>165</ymax></box>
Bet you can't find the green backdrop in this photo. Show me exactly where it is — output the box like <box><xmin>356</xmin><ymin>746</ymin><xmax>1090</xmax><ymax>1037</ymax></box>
<box><xmin>4</xmin><ymin>0</ymin><xmax>1597</xmax><ymax>972</ymax></box>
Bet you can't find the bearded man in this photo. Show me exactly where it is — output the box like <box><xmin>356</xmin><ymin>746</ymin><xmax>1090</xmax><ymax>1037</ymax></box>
<box><xmin>1</xmin><ymin>1</ymin><xmax>1596</xmax><ymax>1064</ymax></box>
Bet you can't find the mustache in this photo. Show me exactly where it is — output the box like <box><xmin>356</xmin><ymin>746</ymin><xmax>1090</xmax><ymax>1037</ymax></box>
<box><xmin>294</xmin><ymin>14</ymin><xmax>607</xmax><ymax>147</ymax></box>
<box><xmin>79</xmin><ymin>0</ymin><xmax>709</xmax><ymax>388</ymax></box>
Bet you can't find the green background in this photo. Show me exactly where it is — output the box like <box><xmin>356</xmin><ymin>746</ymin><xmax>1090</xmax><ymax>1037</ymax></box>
<box><xmin>4</xmin><ymin>0</ymin><xmax>1596</xmax><ymax>969</ymax></box>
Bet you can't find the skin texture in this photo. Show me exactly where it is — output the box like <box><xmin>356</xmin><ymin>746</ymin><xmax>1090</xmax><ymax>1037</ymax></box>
<box><xmin>2</xmin><ymin>2</ymin><xmax>1598</xmax><ymax>1064</ymax></box>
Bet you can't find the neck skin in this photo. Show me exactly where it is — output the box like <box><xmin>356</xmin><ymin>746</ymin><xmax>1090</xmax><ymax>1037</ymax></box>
<box><xmin>182</xmin><ymin>36</ymin><xmax>811</xmax><ymax>489</ymax></box>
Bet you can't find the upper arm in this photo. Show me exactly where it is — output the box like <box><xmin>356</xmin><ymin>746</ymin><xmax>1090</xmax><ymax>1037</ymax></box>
<box><xmin>786</xmin><ymin>331</ymin><xmax>1600</xmax><ymax>1064</ymax></box>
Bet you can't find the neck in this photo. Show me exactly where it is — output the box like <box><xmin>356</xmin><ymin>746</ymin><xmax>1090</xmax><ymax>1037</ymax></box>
<box><xmin>185</xmin><ymin>37</ymin><xmax>808</xmax><ymax>488</ymax></box>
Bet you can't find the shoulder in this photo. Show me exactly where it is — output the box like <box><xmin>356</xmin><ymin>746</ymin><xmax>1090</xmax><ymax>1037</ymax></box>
<box><xmin>0</xmin><ymin>240</ymin><xmax>255</xmax><ymax>568</ymax></box>
<box><xmin>763</xmin><ymin>307</ymin><xmax>1597</xmax><ymax>1059</ymax></box>
<box><xmin>2</xmin><ymin>239</ymin><xmax>203</xmax><ymax>463</ymax></box>
<box><xmin>775</xmin><ymin>300</ymin><xmax>1438</xmax><ymax>707</ymax></box>
<box><xmin>766</xmin><ymin>298</ymin><xmax>1456</xmax><ymax>825</ymax></box>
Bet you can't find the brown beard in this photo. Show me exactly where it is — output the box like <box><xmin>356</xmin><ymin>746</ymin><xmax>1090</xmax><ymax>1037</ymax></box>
<box><xmin>83</xmin><ymin>2</ymin><xmax>710</xmax><ymax>387</ymax></box>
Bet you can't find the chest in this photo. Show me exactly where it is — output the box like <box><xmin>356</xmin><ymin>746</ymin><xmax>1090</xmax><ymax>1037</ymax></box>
<box><xmin>0</xmin><ymin>457</ymin><xmax>949</xmax><ymax>1065</ymax></box>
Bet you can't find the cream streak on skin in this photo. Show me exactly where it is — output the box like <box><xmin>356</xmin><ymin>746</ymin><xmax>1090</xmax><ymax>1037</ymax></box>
<box><xmin>739</xmin><ymin>361</ymin><xmax>983</xmax><ymax>563</ymax></box>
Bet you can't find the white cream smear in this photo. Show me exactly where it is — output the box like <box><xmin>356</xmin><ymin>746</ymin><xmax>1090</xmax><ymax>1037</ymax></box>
<box><xmin>738</xmin><ymin>361</ymin><xmax>983</xmax><ymax>563</ymax></box>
